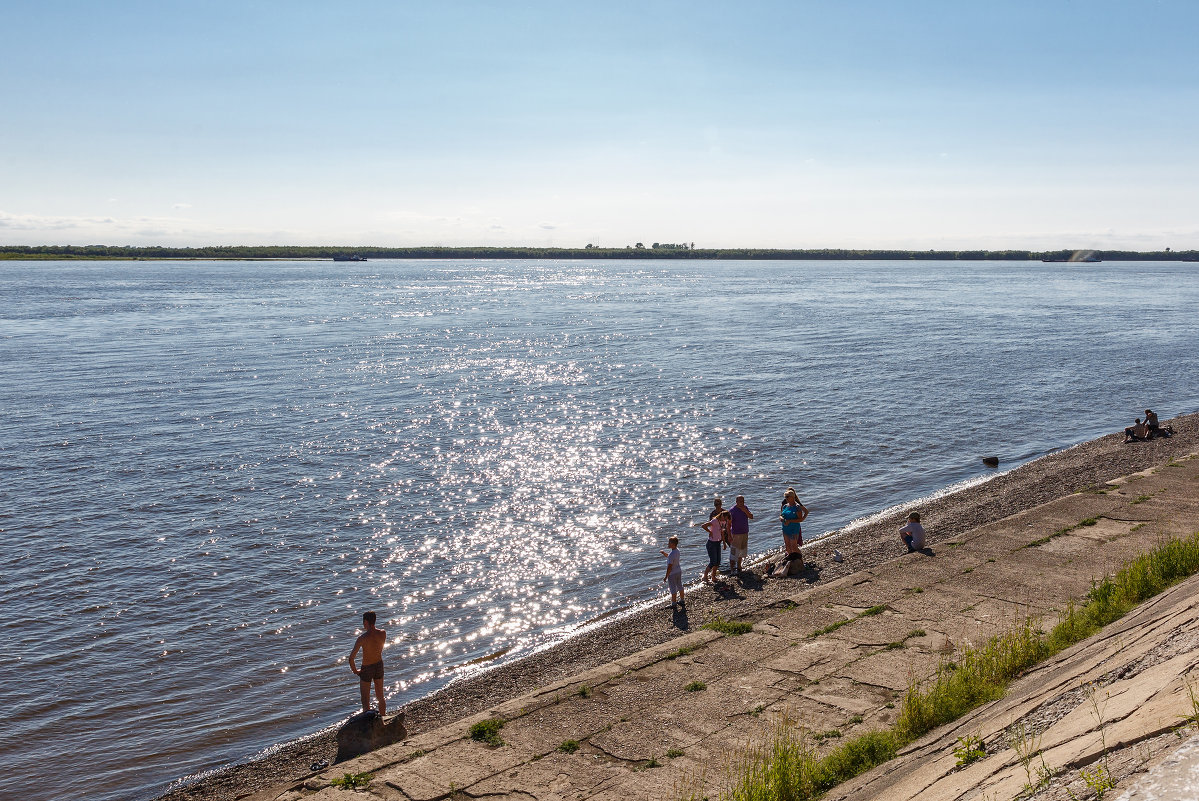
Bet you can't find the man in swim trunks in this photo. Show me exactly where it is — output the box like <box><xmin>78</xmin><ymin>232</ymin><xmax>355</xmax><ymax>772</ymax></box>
<box><xmin>349</xmin><ymin>610</ymin><xmax>387</xmax><ymax>715</ymax></box>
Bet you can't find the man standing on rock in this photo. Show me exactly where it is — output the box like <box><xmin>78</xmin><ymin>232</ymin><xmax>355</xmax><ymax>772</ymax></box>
<box><xmin>349</xmin><ymin>611</ymin><xmax>387</xmax><ymax>715</ymax></box>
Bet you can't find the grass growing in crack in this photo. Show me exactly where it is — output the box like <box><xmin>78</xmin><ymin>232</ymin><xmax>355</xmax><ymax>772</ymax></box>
<box><xmin>723</xmin><ymin>719</ymin><xmax>897</xmax><ymax>801</ymax></box>
<box><xmin>1028</xmin><ymin>517</ymin><xmax>1100</xmax><ymax>548</ymax></box>
<box><xmin>685</xmin><ymin>680</ymin><xmax>707</xmax><ymax>692</ymax></box>
<box><xmin>906</xmin><ymin>629</ymin><xmax>926</xmax><ymax>639</ymax></box>
<box><xmin>666</xmin><ymin>748</ymin><xmax>686</xmax><ymax>758</ymax></box>
<box><xmin>895</xmin><ymin>618</ymin><xmax>1050</xmax><ymax>743</ymax></box>
<box><xmin>469</xmin><ymin>717</ymin><xmax>505</xmax><ymax>747</ymax></box>
<box><xmin>810</xmin><ymin>605</ymin><xmax>887</xmax><ymax>638</ymax></box>
<box><xmin>330</xmin><ymin>772</ymin><xmax>374</xmax><ymax>790</ymax></box>
<box><xmin>952</xmin><ymin>733</ymin><xmax>986</xmax><ymax>767</ymax></box>
<box><xmin>558</xmin><ymin>739</ymin><xmax>580</xmax><ymax>753</ymax></box>
<box><xmin>577</xmin><ymin>684</ymin><xmax>591</xmax><ymax>698</ymax></box>
<box><xmin>666</xmin><ymin>645</ymin><xmax>697</xmax><ymax>659</ymax></box>
<box><xmin>1131</xmin><ymin>494</ymin><xmax>1153</xmax><ymax>505</ymax></box>
<box><xmin>703</xmin><ymin>618</ymin><xmax>755</xmax><ymax>636</ymax></box>
<box><xmin>810</xmin><ymin>619</ymin><xmax>851</xmax><ymax>637</ymax></box>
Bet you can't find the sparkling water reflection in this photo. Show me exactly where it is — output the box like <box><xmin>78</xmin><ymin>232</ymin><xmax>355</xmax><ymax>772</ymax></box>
<box><xmin>1</xmin><ymin>259</ymin><xmax>1197</xmax><ymax>801</ymax></box>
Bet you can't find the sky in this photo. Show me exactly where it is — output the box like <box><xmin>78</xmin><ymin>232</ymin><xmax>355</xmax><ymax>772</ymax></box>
<box><xmin>2</xmin><ymin>0</ymin><xmax>1197</xmax><ymax>250</ymax></box>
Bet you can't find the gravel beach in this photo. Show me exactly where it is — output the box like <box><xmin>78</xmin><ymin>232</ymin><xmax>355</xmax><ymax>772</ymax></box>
<box><xmin>156</xmin><ymin>411</ymin><xmax>1197</xmax><ymax>801</ymax></box>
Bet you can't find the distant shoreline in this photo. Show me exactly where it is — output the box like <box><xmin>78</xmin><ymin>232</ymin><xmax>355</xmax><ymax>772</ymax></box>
<box><xmin>3</xmin><ymin>246</ymin><xmax>1199</xmax><ymax>262</ymax></box>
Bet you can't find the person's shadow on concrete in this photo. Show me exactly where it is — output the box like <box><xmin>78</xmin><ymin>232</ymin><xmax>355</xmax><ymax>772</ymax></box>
<box><xmin>916</xmin><ymin>547</ymin><xmax>936</xmax><ymax>557</ymax></box>
<box><xmin>671</xmin><ymin>604</ymin><xmax>689</xmax><ymax>630</ymax></box>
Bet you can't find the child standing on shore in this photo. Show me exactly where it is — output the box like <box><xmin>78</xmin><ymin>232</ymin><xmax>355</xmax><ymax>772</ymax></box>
<box><xmin>660</xmin><ymin>536</ymin><xmax>685</xmax><ymax>606</ymax></box>
<box><xmin>899</xmin><ymin>512</ymin><xmax>926</xmax><ymax>553</ymax></box>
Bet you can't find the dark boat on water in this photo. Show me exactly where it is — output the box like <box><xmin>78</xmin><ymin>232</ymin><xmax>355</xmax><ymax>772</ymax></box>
<box><xmin>332</xmin><ymin>254</ymin><xmax>368</xmax><ymax>262</ymax></box>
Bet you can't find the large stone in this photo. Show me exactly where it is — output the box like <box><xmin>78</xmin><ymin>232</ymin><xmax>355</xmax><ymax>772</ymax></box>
<box><xmin>335</xmin><ymin>710</ymin><xmax>407</xmax><ymax>762</ymax></box>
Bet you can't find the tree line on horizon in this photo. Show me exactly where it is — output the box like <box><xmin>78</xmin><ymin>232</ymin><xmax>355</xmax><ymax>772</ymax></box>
<box><xmin>1</xmin><ymin>244</ymin><xmax>1196</xmax><ymax>261</ymax></box>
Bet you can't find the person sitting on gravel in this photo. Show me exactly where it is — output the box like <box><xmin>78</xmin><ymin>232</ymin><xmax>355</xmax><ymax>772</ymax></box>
<box><xmin>1124</xmin><ymin>418</ymin><xmax>1150</xmax><ymax>442</ymax></box>
<box><xmin>1143</xmin><ymin>409</ymin><xmax>1174</xmax><ymax>439</ymax></box>
<box><xmin>899</xmin><ymin>512</ymin><xmax>926</xmax><ymax>553</ymax></box>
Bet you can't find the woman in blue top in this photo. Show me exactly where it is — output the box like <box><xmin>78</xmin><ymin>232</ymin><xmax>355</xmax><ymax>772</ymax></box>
<box><xmin>779</xmin><ymin>489</ymin><xmax>809</xmax><ymax>567</ymax></box>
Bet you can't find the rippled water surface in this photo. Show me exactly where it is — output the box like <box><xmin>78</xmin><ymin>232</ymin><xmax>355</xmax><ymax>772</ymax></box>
<box><xmin>2</xmin><ymin>259</ymin><xmax>1198</xmax><ymax>800</ymax></box>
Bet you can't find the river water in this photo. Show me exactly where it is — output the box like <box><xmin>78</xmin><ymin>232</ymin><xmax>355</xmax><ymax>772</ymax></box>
<box><xmin>2</xmin><ymin>259</ymin><xmax>1197</xmax><ymax>801</ymax></box>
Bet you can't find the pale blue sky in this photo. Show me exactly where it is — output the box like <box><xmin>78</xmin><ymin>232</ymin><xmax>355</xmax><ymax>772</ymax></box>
<box><xmin>2</xmin><ymin>1</ymin><xmax>1197</xmax><ymax>249</ymax></box>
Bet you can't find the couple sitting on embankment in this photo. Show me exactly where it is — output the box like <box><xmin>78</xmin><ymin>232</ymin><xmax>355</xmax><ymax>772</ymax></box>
<box><xmin>1125</xmin><ymin>407</ymin><xmax>1174</xmax><ymax>442</ymax></box>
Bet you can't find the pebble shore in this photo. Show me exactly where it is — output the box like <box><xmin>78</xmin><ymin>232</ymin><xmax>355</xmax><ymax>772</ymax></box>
<box><xmin>156</xmin><ymin>412</ymin><xmax>1197</xmax><ymax>801</ymax></box>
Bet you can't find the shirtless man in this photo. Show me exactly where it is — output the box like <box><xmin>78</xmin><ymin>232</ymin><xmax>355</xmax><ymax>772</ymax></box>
<box><xmin>349</xmin><ymin>611</ymin><xmax>386</xmax><ymax>715</ymax></box>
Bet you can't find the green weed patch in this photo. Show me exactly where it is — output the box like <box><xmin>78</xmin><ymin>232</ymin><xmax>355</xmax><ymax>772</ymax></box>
<box><xmin>715</xmin><ymin>532</ymin><xmax>1199</xmax><ymax>801</ymax></box>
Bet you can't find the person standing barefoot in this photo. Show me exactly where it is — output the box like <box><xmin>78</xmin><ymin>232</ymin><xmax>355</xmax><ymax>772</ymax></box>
<box><xmin>702</xmin><ymin>513</ymin><xmax>726</xmax><ymax>583</ymax></box>
<box><xmin>349</xmin><ymin>611</ymin><xmax>387</xmax><ymax>715</ymax></box>
<box><xmin>779</xmin><ymin>489</ymin><xmax>808</xmax><ymax>566</ymax></box>
<box><xmin>660</xmin><ymin>535</ymin><xmax>685</xmax><ymax>606</ymax></box>
<box><xmin>729</xmin><ymin>495</ymin><xmax>753</xmax><ymax>575</ymax></box>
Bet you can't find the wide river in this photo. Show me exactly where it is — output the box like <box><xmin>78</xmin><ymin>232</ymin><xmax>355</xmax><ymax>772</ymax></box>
<box><xmin>2</xmin><ymin>259</ymin><xmax>1197</xmax><ymax>801</ymax></box>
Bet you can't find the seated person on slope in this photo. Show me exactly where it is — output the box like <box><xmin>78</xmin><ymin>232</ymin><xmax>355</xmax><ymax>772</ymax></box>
<box><xmin>1124</xmin><ymin>418</ymin><xmax>1149</xmax><ymax>442</ymax></box>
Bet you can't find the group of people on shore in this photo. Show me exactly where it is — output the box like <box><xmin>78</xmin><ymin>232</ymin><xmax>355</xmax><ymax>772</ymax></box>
<box><xmin>659</xmin><ymin>490</ymin><xmax>928</xmax><ymax>607</ymax></box>
<box><xmin>1124</xmin><ymin>408</ymin><xmax>1173</xmax><ymax>442</ymax></box>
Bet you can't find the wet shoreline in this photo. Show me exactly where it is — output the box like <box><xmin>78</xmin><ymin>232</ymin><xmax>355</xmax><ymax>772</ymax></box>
<box><xmin>156</xmin><ymin>412</ymin><xmax>1198</xmax><ymax>801</ymax></box>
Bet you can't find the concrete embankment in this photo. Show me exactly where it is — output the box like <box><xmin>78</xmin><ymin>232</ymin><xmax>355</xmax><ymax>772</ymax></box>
<box><xmin>242</xmin><ymin>448</ymin><xmax>1199</xmax><ymax>801</ymax></box>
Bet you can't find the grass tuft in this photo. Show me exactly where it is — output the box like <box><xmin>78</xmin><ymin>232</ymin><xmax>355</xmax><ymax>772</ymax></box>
<box><xmin>1047</xmin><ymin>532</ymin><xmax>1199</xmax><ymax>652</ymax></box>
<box><xmin>810</xmin><ymin>605</ymin><xmax>888</xmax><ymax>638</ymax></box>
<box><xmin>723</xmin><ymin>721</ymin><xmax>897</xmax><ymax>801</ymax></box>
<box><xmin>330</xmin><ymin>772</ymin><xmax>374</xmax><ymax>790</ymax></box>
<box><xmin>558</xmin><ymin>739</ymin><xmax>580</xmax><ymax>753</ymax></box>
<box><xmin>666</xmin><ymin>644</ymin><xmax>697</xmax><ymax>659</ymax></box>
<box><xmin>685</xmin><ymin>680</ymin><xmax>707</xmax><ymax>692</ymax></box>
<box><xmin>810</xmin><ymin>618</ymin><xmax>851</xmax><ymax>637</ymax></box>
<box><xmin>469</xmin><ymin>717</ymin><xmax>505</xmax><ymax>747</ymax></box>
<box><xmin>894</xmin><ymin>618</ymin><xmax>1049</xmax><ymax>743</ymax></box>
